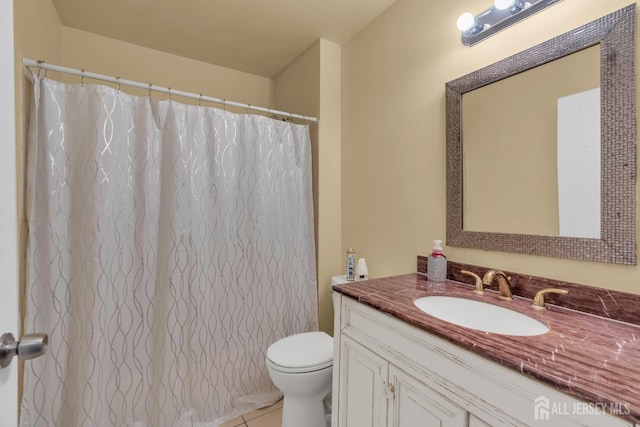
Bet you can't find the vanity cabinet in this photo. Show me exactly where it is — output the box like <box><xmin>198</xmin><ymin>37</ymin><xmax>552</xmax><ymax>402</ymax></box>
<box><xmin>331</xmin><ymin>292</ymin><xmax>633</xmax><ymax>427</ymax></box>
<box><xmin>338</xmin><ymin>335</ymin><xmax>466</xmax><ymax>427</ymax></box>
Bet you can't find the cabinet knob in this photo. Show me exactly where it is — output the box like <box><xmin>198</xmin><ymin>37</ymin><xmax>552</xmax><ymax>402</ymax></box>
<box><xmin>383</xmin><ymin>381</ymin><xmax>395</xmax><ymax>399</ymax></box>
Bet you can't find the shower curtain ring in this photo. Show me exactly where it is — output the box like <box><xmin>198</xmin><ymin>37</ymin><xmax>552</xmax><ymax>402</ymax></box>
<box><xmin>246</xmin><ymin>104</ymin><xmax>251</xmax><ymax>115</ymax></box>
<box><xmin>223</xmin><ymin>99</ymin><xmax>226</xmax><ymax>112</ymax></box>
<box><xmin>81</xmin><ymin>70</ymin><xmax>85</xmax><ymax>87</ymax></box>
<box><xmin>148</xmin><ymin>83</ymin><xmax>152</xmax><ymax>98</ymax></box>
<box><xmin>199</xmin><ymin>94</ymin><xmax>203</xmax><ymax>107</ymax></box>
<box><xmin>116</xmin><ymin>77</ymin><xmax>121</xmax><ymax>92</ymax></box>
<box><xmin>168</xmin><ymin>88</ymin><xmax>172</xmax><ymax>101</ymax></box>
<box><xmin>36</xmin><ymin>60</ymin><xmax>43</xmax><ymax>78</ymax></box>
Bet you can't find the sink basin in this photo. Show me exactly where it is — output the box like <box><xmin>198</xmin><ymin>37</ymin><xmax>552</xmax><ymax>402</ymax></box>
<box><xmin>413</xmin><ymin>296</ymin><xmax>549</xmax><ymax>336</ymax></box>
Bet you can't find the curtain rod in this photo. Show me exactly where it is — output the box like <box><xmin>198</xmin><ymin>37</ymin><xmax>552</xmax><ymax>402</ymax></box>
<box><xmin>23</xmin><ymin>58</ymin><xmax>318</xmax><ymax>123</ymax></box>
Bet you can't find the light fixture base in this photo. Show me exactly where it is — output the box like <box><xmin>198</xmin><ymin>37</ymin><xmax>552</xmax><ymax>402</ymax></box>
<box><xmin>461</xmin><ymin>0</ymin><xmax>561</xmax><ymax>46</ymax></box>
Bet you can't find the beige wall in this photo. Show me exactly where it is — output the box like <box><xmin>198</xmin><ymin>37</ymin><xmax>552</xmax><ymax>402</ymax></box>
<box><xmin>14</xmin><ymin>0</ymin><xmax>62</xmax><ymax>70</ymax></box>
<box><xmin>275</xmin><ymin>39</ymin><xmax>342</xmax><ymax>335</ymax></box>
<box><xmin>317</xmin><ymin>40</ymin><xmax>342</xmax><ymax>334</ymax></box>
<box><xmin>342</xmin><ymin>0</ymin><xmax>640</xmax><ymax>293</ymax></box>
<box><xmin>61</xmin><ymin>27</ymin><xmax>274</xmax><ymax>108</ymax></box>
<box><xmin>275</xmin><ymin>42</ymin><xmax>320</xmax><ymax>118</ymax></box>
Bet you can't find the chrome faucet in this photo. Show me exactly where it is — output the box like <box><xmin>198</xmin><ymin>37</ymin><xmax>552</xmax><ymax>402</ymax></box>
<box><xmin>482</xmin><ymin>270</ymin><xmax>513</xmax><ymax>301</ymax></box>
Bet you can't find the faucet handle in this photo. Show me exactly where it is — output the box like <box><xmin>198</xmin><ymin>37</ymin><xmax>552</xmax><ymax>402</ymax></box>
<box><xmin>460</xmin><ymin>270</ymin><xmax>484</xmax><ymax>294</ymax></box>
<box><xmin>531</xmin><ymin>288</ymin><xmax>569</xmax><ymax>310</ymax></box>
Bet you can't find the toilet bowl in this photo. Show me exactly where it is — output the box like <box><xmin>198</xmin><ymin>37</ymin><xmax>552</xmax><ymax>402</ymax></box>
<box><xmin>266</xmin><ymin>331</ymin><xmax>333</xmax><ymax>427</ymax></box>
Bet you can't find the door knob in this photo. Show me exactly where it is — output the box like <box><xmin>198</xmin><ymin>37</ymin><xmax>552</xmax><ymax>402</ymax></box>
<box><xmin>0</xmin><ymin>332</ymin><xmax>48</xmax><ymax>368</ymax></box>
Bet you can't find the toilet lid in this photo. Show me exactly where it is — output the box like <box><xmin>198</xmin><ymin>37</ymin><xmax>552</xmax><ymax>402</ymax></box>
<box><xmin>267</xmin><ymin>332</ymin><xmax>333</xmax><ymax>371</ymax></box>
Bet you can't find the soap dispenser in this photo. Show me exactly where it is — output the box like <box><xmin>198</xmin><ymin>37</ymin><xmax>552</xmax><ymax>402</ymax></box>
<box><xmin>427</xmin><ymin>240</ymin><xmax>447</xmax><ymax>283</ymax></box>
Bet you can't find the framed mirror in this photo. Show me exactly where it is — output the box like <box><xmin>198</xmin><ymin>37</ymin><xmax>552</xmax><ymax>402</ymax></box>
<box><xmin>446</xmin><ymin>5</ymin><xmax>636</xmax><ymax>265</ymax></box>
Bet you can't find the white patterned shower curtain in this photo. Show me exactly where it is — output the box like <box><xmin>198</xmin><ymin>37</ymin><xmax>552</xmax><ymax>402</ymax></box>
<box><xmin>21</xmin><ymin>76</ymin><xmax>318</xmax><ymax>426</ymax></box>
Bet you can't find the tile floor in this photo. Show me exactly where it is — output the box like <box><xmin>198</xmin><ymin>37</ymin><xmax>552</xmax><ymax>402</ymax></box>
<box><xmin>219</xmin><ymin>399</ymin><xmax>283</xmax><ymax>427</ymax></box>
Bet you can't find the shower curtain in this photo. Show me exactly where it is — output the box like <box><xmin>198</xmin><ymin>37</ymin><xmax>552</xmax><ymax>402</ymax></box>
<box><xmin>21</xmin><ymin>76</ymin><xmax>318</xmax><ymax>426</ymax></box>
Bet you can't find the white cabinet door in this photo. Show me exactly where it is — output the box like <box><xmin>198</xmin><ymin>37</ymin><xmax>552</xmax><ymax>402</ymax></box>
<box><xmin>388</xmin><ymin>365</ymin><xmax>466</xmax><ymax>427</ymax></box>
<box><xmin>338</xmin><ymin>335</ymin><xmax>389</xmax><ymax>427</ymax></box>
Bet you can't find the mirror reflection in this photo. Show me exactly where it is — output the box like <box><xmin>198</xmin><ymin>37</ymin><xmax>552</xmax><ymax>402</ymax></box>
<box><xmin>462</xmin><ymin>45</ymin><xmax>600</xmax><ymax>238</ymax></box>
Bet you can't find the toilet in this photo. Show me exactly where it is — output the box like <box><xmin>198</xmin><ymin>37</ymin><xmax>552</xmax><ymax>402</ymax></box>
<box><xmin>266</xmin><ymin>331</ymin><xmax>333</xmax><ymax>427</ymax></box>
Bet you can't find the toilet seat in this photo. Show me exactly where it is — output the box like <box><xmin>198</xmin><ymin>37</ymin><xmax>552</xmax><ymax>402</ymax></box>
<box><xmin>267</xmin><ymin>331</ymin><xmax>333</xmax><ymax>373</ymax></box>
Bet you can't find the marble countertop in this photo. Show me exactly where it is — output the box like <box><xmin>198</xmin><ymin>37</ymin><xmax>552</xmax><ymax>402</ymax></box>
<box><xmin>333</xmin><ymin>273</ymin><xmax>640</xmax><ymax>423</ymax></box>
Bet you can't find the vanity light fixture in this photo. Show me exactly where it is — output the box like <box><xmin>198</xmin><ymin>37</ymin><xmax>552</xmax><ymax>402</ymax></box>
<box><xmin>457</xmin><ymin>0</ymin><xmax>561</xmax><ymax>46</ymax></box>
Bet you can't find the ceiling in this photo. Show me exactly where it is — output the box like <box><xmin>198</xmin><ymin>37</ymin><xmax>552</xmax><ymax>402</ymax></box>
<box><xmin>51</xmin><ymin>0</ymin><xmax>398</xmax><ymax>78</ymax></box>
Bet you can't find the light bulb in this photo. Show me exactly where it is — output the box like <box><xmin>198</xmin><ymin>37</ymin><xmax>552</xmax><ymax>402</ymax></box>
<box><xmin>456</xmin><ymin>13</ymin><xmax>476</xmax><ymax>32</ymax></box>
<box><xmin>495</xmin><ymin>0</ymin><xmax>525</xmax><ymax>12</ymax></box>
<box><xmin>495</xmin><ymin>0</ymin><xmax>516</xmax><ymax>10</ymax></box>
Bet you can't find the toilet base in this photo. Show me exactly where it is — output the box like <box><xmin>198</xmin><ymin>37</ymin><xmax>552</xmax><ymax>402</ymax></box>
<box><xmin>281</xmin><ymin>394</ymin><xmax>330</xmax><ymax>427</ymax></box>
